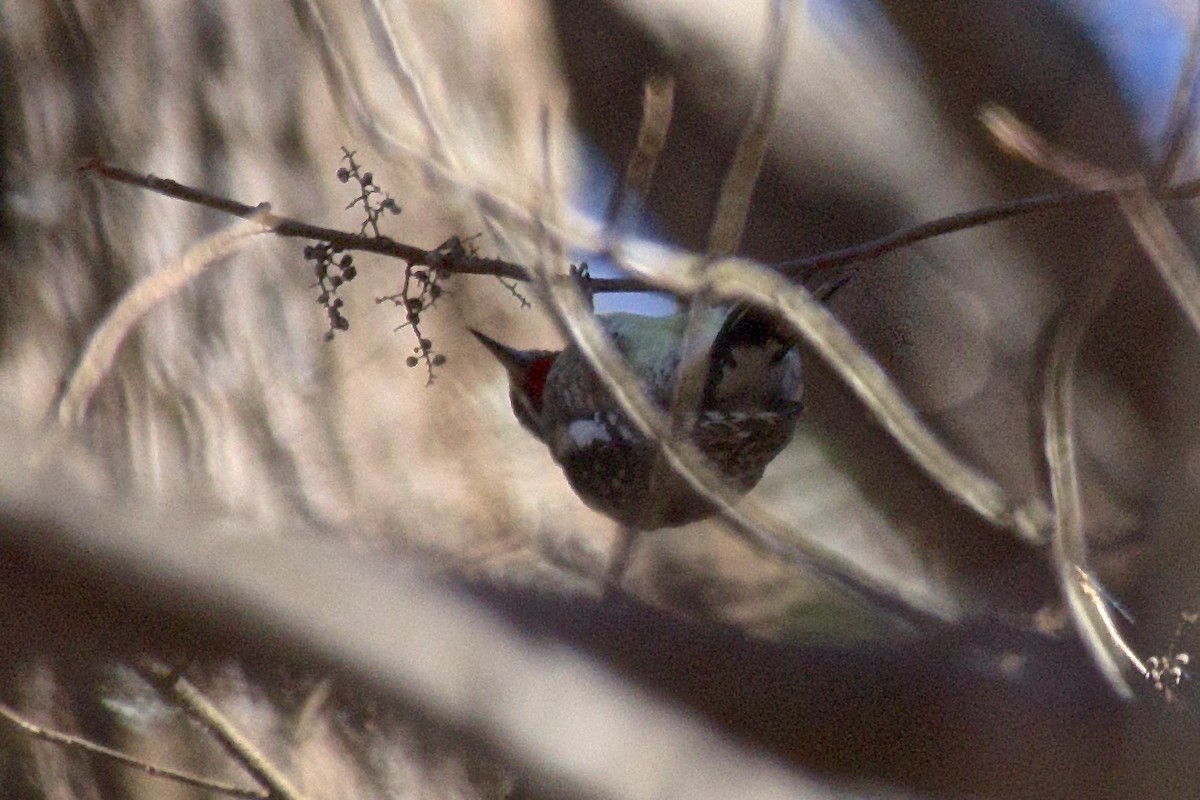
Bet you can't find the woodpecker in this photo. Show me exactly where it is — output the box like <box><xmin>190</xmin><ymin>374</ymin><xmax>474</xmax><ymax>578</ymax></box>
<box><xmin>471</xmin><ymin>303</ymin><xmax>804</xmax><ymax>529</ymax></box>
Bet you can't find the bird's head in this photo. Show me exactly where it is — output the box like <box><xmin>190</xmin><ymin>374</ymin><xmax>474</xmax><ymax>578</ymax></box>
<box><xmin>470</xmin><ymin>329</ymin><xmax>559</xmax><ymax>440</ymax></box>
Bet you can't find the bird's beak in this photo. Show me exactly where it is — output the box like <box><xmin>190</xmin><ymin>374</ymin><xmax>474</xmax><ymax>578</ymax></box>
<box><xmin>469</xmin><ymin>328</ymin><xmax>539</xmax><ymax>379</ymax></box>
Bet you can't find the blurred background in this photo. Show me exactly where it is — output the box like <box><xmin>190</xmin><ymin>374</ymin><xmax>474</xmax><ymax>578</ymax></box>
<box><xmin>2</xmin><ymin>1</ymin><xmax>1200</xmax><ymax>798</ymax></box>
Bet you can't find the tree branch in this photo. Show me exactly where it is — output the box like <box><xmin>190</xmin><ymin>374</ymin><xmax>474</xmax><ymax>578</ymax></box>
<box><xmin>81</xmin><ymin>159</ymin><xmax>1200</xmax><ymax>292</ymax></box>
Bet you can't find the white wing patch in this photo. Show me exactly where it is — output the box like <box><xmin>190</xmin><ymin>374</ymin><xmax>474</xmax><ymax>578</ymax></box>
<box><xmin>552</xmin><ymin>413</ymin><xmax>639</xmax><ymax>462</ymax></box>
<box><xmin>566</xmin><ymin>418</ymin><xmax>611</xmax><ymax>447</ymax></box>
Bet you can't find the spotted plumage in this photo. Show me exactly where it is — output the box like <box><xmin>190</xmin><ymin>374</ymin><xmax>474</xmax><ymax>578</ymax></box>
<box><xmin>471</xmin><ymin>304</ymin><xmax>803</xmax><ymax>528</ymax></box>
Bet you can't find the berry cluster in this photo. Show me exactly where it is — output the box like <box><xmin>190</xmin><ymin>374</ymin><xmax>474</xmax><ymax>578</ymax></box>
<box><xmin>378</xmin><ymin>238</ymin><xmax>460</xmax><ymax>381</ymax></box>
<box><xmin>306</xmin><ymin>243</ymin><xmax>356</xmax><ymax>340</ymax></box>
<box><xmin>308</xmin><ymin>149</ymin><xmax>458</xmax><ymax>381</ymax></box>
<box><xmin>1146</xmin><ymin>611</ymin><xmax>1198</xmax><ymax>702</ymax></box>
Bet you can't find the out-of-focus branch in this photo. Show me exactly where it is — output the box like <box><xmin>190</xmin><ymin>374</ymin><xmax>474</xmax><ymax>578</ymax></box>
<box><xmin>705</xmin><ymin>0</ymin><xmax>788</xmax><ymax>260</ymax></box>
<box><xmin>1038</xmin><ymin>233</ymin><xmax>1141</xmax><ymax>699</ymax></box>
<box><xmin>644</xmin><ymin>0</ymin><xmax>790</xmax><ymax>538</ymax></box>
<box><xmin>982</xmin><ymin>18</ymin><xmax>1200</xmax><ymax>697</ymax></box>
<box><xmin>602</xmin><ymin>73</ymin><xmax>676</xmax><ymax>237</ymax></box>
<box><xmin>56</xmin><ymin>215</ymin><xmax>271</xmax><ymax>426</ymax></box>
<box><xmin>985</xmin><ymin>108</ymin><xmax>1150</xmax><ymax>698</ymax></box>
<box><xmin>1153</xmin><ymin>1</ymin><xmax>1200</xmax><ymax>187</ymax></box>
<box><xmin>0</xmin><ymin>434</ymin><xmax>901</xmax><ymax>800</ymax></box>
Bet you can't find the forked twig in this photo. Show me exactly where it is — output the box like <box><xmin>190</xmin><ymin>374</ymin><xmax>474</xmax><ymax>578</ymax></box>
<box><xmin>0</xmin><ymin>700</ymin><xmax>266</xmax><ymax>799</ymax></box>
<box><xmin>136</xmin><ymin>660</ymin><xmax>311</xmax><ymax>800</ymax></box>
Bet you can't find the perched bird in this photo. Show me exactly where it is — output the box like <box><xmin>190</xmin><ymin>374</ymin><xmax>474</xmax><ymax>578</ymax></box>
<box><xmin>471</xmin><ymin>303</ymin><xmax>804</xmax><ymax>529</ymax></box>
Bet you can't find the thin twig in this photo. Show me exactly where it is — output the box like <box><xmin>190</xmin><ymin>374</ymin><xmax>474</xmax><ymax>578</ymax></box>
<box><xmin>363</xmin><ymin>0</ymin><xmax>457</xmax><ymax>169</ymax></box>
<box><xmin>287</xmin><ymin>0</ymin><xmax>423</xmax><ymax>168</ymax></box>
<box><xmin>136</xmin><ymin>660</ymin><xmax>312</xmax><ymax>800</ymax></box>
<box><xmin>0</xmin><ymin>700</ymin><xmax>266</xmax><ymax>799</ymax></box>
<box><xmin>775</xmin><ymin>184</ymin><xmax>1155</xmax><ymax>277</ymax></box>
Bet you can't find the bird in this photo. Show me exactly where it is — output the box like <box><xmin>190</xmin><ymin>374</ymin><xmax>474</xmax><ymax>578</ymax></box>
<box><xmin>470</xmin><ymin>302</ymin><xmax>805</xmax><ymax>530</ymax></box>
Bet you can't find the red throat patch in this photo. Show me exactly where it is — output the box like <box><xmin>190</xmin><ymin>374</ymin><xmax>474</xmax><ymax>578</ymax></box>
<box><xmin>524</xmin><ymin>355</ymin><xmax>555</xmax><ymax>409</ymax></box>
